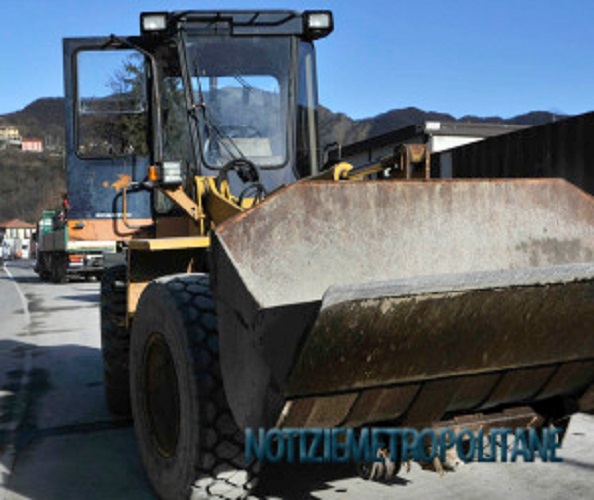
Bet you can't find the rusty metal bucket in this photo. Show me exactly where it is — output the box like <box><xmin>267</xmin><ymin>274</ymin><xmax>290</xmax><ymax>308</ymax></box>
<box><xmin>210</xmin><ymin>179</ymin><xmax>594</xmax><ymax>430</ymax></box>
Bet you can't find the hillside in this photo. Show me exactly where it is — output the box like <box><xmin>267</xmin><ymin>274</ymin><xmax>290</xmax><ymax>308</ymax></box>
<box><xmin>0</xmin><ymin>98</ymin><xmax>65</xmax><ymax>150</ymax></box>
<box><xmin>0</xmin><ymin>97</ymin><xmax>560</xmax><ymax>224</ymax></box>
<box><xmin>0</xmin><ymin>150</ymin><xmax>65</xmax><ymax>224</ymax></box>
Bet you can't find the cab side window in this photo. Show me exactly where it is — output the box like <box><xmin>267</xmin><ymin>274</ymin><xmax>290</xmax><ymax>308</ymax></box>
<box><xmin>77</xmin><ymin>50</ymin><xmax>149</xmax><ymax>158</ymax></box>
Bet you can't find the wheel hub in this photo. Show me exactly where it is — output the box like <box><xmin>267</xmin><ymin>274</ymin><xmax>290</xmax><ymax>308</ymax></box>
<box><xmin>144</xmin><ymin>332</ymin><xmax>181</xmax><ymax>458</ymax></box>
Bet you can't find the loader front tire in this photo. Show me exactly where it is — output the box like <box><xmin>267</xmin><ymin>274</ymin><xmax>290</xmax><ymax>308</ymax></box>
<box><xmin>100</xmin><ymin>264</ymin><xmax>131</xmax><ymax>415</ymax></box>
<box><xmin>130</xmin><ymin>274</ymin><xmax>257</xmax><ymax>499</ymax></box>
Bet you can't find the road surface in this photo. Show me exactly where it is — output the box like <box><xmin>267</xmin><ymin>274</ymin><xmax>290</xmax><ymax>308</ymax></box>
<box><xmin>1</xmin><ymin>260</ymin><xmax>593</xmax><ymax>499</ymax></box>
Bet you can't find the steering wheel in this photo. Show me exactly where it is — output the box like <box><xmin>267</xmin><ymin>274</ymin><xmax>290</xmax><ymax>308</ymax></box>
<box><xmin>216</xmin><ymin>158</ymin><xmax>259</xmax><ymax>188</ymax></box>
<box><xmin>216</xmin><ymin>158</ymin><xmax>267</xmax><ymax>207</ymax></box>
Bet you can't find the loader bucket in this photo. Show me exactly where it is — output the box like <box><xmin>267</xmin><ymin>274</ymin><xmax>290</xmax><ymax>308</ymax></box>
<box><xmin>210</xmin><ymin>179</ymin><xmax>594</xmax><ymax>430</ymax></box>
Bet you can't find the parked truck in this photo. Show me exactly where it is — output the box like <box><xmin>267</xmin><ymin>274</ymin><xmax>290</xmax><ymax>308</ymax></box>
<box><xmin>62</xmin><ymin>9</ymin><xmax>594</xmax><ymax>499</ymax></box>
<box><xmin>35</xmin><ymin>209</ymin><xmax>115</xmax><ymax>282</ymax></box>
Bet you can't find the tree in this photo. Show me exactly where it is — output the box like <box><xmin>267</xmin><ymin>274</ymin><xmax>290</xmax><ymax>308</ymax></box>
<box><xmin>78</xmin><ymin>52</ymin><xmax>149</xmax><ymax>157</ymax></box>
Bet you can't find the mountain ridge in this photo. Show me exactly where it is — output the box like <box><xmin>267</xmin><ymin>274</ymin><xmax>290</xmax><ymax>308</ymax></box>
<box><xmin>317</xmin><ymin>105</ymin><xmax>561</xmax><ymax>148</ymax></box>
<box><xmin>0</xmin><ymin>97</ymin><xmax>562</xmax><ymax>153</ymax></box>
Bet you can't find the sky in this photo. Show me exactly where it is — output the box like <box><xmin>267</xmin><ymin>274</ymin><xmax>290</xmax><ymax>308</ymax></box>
<box><xmin>1</xmin><ymin>0</ymin><xmax>594</xmax><ymax>120</ymax></box>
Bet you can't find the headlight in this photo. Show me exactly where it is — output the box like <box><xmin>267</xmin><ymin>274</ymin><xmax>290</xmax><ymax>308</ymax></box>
<box><xmin>161</xmin><ymin>161</ymin><xmax>183</xmax><ymax>185</ymax></box>
<box><xmin>303</xmin><ymin>11</ymin><xmax>334</xmax><ymax>40</ymax></box>
<box><xmin>140</xmin><ymin>12</ymin><xmax>168</xmax><ymax>34</ymax></box>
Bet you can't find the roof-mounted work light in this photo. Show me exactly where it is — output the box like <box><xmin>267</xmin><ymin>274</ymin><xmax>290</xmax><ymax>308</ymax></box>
<box><xmin>140</xmin><ymin>12</ymin><xmax>168</xmax><ymax>34</ymax></box>
<box><xmin>303</xmin><ymin>11</ymin><xmax>334</xmax><ymax>40</ymax></box>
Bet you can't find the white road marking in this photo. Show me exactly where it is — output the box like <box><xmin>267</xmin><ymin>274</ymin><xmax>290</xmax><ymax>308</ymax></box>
<box><xmin>2</xmin><ymin>263</ymin><xmax>31</xmax><ymax>325</ymax></box>
<box><xmin>0</xmin><ymin>262</ymin><xmax>34</xmax><ymax>490</ymax></box>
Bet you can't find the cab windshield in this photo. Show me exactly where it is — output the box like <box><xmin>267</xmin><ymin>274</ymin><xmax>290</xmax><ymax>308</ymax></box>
<box><xmin>185</xmin><ymin>36</ymin><xmax>291</xmax><ymax>169</ymax></box>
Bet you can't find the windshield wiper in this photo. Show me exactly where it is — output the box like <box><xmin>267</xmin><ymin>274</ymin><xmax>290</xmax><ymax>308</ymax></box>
<box><xmin>190</xmin><ymin>66</ymin><xmax>246</xmax><ymax>162</ymax></box>
<box><xmin>233</xmin><ymin>72</ymin><xmax>255</xmax><ymax>91</ymax></box>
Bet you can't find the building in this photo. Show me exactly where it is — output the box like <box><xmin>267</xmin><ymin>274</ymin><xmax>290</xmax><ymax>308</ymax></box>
<box><xmin>21</xmin><ymin>138</ymin><xmax>44</xmax><ymax>153</ymax></box>
<box><xmin>326</xmin><ymin>121</ymin><xmax>527</xmax><ymax>171</ymax></box>
<box><xmin>432</xmin><ymin>112</ymin><xmax>594</xmax><ymax>194</ymax></box>
<box><xmin>0</xmin><ymin>218</ymin><xmax>36</xmax><ymax>259</ymax></box>
<box><xmin>0</xmin><ymin>126</ymin><xmax>22</xmax><ymax>150</ymax></box>
<box><xmin>0</xmin><ymin>126</ymin><xmax>21</xmax><ymax>141</ymax></box>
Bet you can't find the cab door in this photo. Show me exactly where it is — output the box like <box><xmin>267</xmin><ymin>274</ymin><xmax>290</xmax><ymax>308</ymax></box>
<box><xmin>63</xmin><ymin>38</ymin><xmax>152</xmax><ymax>241</ymax></box>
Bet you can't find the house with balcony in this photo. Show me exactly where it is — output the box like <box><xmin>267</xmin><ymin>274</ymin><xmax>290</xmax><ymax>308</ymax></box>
<box><xmin>0</xmin><ymin>218</ymin><xmax>36</xmax><ymax>259</ymax></box>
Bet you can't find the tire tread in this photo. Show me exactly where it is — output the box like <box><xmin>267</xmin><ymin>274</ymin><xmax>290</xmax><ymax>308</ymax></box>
<box><xmin>100</xmin><ymin>264</ymin><xmax>131</xmax><ymax>415</ymax></box>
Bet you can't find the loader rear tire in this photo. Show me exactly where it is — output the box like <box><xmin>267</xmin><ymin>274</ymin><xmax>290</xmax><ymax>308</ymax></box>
<box><xmin>100</xmin><ymin>264</ymin><xmax>131</xmax><ymax>415</ymax></box>
<box><xmin>130</xmin><ymin>274</ymin><xmax>258</xmax><ymax>499</ymax></box>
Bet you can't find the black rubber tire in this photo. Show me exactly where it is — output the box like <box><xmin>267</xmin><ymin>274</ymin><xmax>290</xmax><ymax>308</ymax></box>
<box><xmin>50</xmin><ymin>252</ymin><xmax>67</xmax><ymax>283</ymax></box>
<box><xmin>35</xmin><ymin>252</ymin><xmax>51</xmax><ymax>281</ymax></box>
<box><xmin>130</xmin><ymin>274</ymin><xmax>257</xmax><ymax>499</ymax></box>
<box><xmin>100</xmin><ymin>264</ymin><xmax>131</xmax><ymax>415</ymax></box>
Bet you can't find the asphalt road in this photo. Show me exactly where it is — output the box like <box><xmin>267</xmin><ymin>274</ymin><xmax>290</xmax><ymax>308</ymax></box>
<box><xmin>1</xmin><ymin>260</ymin><xmax>593</xmax><ymax>499</ymax></box>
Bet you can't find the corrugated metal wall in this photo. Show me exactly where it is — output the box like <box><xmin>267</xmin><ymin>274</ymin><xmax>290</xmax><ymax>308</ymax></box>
<box><xmin>435</xmin><ymin>112</ymin><xmax>594</xmax><ymax>195</ymax></box>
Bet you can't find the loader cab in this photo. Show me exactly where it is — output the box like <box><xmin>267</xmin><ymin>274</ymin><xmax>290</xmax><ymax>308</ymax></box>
<box><xmin>149</xmin><ymin>10</ymin><xmax>332</xmax><ymax>192</ymax></box>
<box><xmin>64</xmin><ymin>10</ymin><xmax>332</xmax><ymax>221</ymax></box>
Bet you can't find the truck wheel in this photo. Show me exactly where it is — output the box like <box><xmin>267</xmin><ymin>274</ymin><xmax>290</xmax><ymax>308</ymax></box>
<box><xmin>130</xmin><ymin>274</ymin><xmax>258</xmax><ymax>499</ymax></box>
<box><xmin>36</xmin><ymin>252</ymin><xmax>50</xmax><ymax>281</ymax></box>
<box><xmin>50</xmin><ymin>253</ymin><xmax>67</xmax><ymax>283</ymax></box>
<box><xmin>100</xmin><ymin>264</ymin><xmax>131</xmax><ymax>415</ymax></box>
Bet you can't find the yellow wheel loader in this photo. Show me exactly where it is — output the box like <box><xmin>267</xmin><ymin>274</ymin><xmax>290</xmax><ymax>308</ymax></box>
<box><xmin>63</xmin><ymin>9</ymin><xmax>594</xmax><ymax>499</ymax></box>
